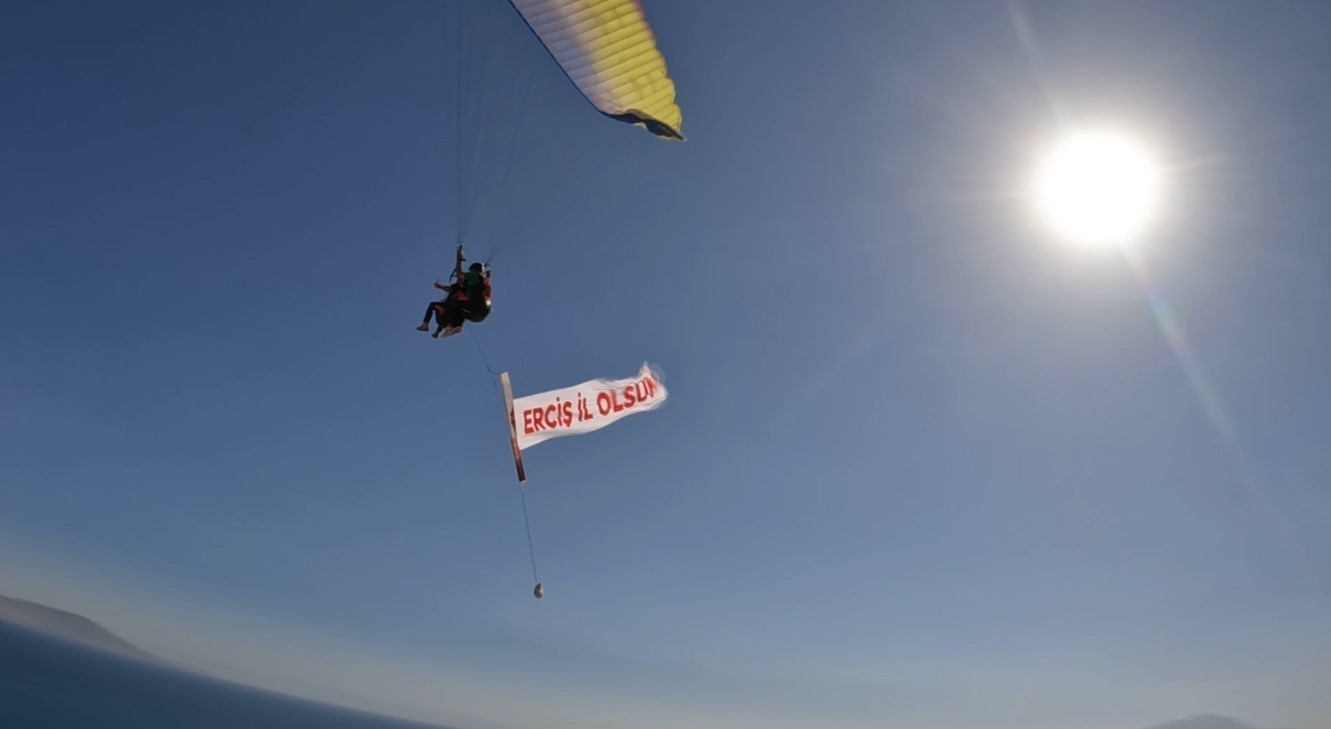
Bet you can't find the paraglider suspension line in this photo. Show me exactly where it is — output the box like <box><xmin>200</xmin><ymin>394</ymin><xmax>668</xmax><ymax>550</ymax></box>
<box><xmin>467</xmin><ymin>328</ymin><xmax>503</xmax><ymax>378</ymax></box>
<box><xmin>518</xmin><ymin>484</ymin><xmax>540</xmax><ymax>584</ymax></box>
<box><xmin>454</xmin><ymin>0</ymin><xmax>465</xmax><ymax>244</ymax></box>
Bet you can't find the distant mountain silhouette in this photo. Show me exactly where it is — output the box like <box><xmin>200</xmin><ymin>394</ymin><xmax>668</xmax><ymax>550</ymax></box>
<box><xmin>0</xmin><ymin>594</ymin><xmax>160</xmax><ymax>663</ymax></box>
<box><xmin>1146</xmin><ymin>715</ymin><xmax>1297</xmax><ymax>729</ymax></box>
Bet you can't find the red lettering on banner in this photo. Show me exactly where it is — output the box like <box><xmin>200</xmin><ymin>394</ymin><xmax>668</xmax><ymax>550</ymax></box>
<box><xmin>517</xmin><ymin>368</ymin><xmax>662</xmax><ymax>446</ymax></box>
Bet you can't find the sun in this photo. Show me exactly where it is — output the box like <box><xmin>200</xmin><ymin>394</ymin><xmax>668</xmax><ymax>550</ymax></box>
<box><xmin>1032</xmin><ymin>129</ymin><xmax>1164</xmax><ymax>248</ymax></box>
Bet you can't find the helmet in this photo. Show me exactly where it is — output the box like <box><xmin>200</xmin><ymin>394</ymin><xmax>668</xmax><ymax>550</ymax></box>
<box><xmin>469</xmin><ymin>262</ymin><xmax>484</xmax><ymax>273</ymax></box>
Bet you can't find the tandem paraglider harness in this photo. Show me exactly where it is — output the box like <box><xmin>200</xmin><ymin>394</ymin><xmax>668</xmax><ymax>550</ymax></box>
<box><xmin>445</xmin><ymin>245</ymin><xmax>492</xmax><ymax>324</ymax></box>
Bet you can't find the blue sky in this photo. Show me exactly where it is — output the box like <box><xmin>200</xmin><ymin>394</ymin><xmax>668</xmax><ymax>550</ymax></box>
<box><xmin>4</xmin><ymin>1</ymin><xmax>1331</xmax><ymax>728</ymax></box>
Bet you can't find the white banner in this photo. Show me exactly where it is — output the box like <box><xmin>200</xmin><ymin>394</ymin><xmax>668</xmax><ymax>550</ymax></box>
<box><xmin>509</xmin><ymin>363</ymin><xmax>668</xmax><ymax>452</ymax></box>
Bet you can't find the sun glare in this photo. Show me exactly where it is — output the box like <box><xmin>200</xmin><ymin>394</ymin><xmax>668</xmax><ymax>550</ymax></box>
<box><xmin>1033</xmin><ymin>130</ymin><xmax>1163</xmax><ymax>248</ymax></box>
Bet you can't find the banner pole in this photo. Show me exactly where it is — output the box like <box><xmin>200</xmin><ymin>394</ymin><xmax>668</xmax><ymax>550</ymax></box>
<box><xmin>499</xmin><ymin>372</ymin><xmax>527</xmax><ymax>484</ymax></box>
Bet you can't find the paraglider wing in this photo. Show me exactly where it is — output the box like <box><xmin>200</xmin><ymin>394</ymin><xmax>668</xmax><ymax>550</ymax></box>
<box><xmin>508</xmin><ymin>0</ymin><xmax>684</xmax><ymax>140</ymax></box>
